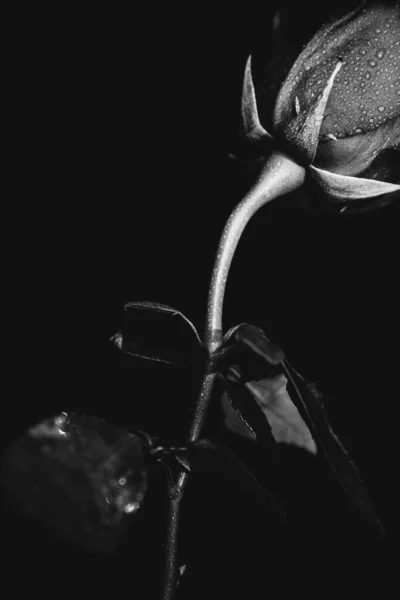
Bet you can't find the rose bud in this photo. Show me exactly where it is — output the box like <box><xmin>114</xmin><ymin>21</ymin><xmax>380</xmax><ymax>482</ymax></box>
<box><xmin>239</xmin><ymin>1</ymin><xmax>400</xmax><ymax>209</ymax></box>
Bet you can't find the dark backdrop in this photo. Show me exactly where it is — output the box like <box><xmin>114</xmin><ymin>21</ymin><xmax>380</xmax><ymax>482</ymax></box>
<box><xmin>5</xmin><ymin>1</ymin><xmax>399</xmax><ymax>597</ymax></box>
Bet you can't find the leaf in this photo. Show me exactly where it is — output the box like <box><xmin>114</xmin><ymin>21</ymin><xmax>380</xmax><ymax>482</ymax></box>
<box><xmin>215</xmin><ymin>323</ymin><xmax>285</xmax><ymax>381</ymax></box>
<box><xmin>217</xmin><ymin>322</ymin><xmax>386</xmax><ymax>538</ymax></box>
<box><xmin>217</xmin><ymin>324</ymin><xmax>290</xmax><ymax>446</ymax></box>
<box><xmin>281</xmin><ymin>361</ymin><xmax>386</xmax><ymax>539</ymax></box>
<box><xmin>222</xmin><ymin>323</ymin><xmax>285</xmax><ymax>365</ymax></box>
<box><xmin>187</xmin><ymin>439</ymin><xmax>287</xmax><ymax>525</ymax></box>
<box><xmin>114</xmin><ymin>301</ymin><xmax>205</xmax><ymax>367</ymax></box>
<box><xmin>2</xmin><ymin>413</ymin><xmax>150</xmax><ymax>553</ymax></box>
<box><xmin>124</xmin><ymin>301</ymin><xmax>202</xmax><ymax>344</ymax></box>
<box><xmin>221</xmin><ymin>390</ymin><xmax>257</xmax><ymax>441</ymax></box>
<box><xmin>245</xmin><ymin>374</ymin><xmax>317</xmax><ymax>454</ymax></box>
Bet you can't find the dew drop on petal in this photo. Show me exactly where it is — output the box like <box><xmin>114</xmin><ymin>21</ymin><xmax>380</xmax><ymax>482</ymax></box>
<box><xmin>377</xmin><ymin>105</ymin><xmax>385</xmax><ymax>112</ymax></box>
<box><xmin>368</xmin><ymin>59</ymin><xmax>377</xmax><ymax>67</ymax></box>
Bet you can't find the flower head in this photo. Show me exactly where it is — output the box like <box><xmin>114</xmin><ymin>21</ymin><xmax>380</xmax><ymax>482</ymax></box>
<box><xmin>241</xmin><ymin>1</ymin><xmax>400</xmax><ymax>203</ymax></box>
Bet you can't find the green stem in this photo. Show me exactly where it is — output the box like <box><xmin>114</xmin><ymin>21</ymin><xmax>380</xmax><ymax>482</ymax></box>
<box><xmin>160</xmin><ymin>149</ymin><xmax>305</xmax><ymax>599</ymax></box>
<box><xmin>205</xmin><ymin>150</ymin><xmax>305</xmax><ymax>353</ymax></box>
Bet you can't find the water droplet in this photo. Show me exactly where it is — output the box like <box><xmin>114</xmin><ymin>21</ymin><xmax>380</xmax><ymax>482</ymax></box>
<box><xmin>359</xmin><ymin>49</ymin><xmax>367</xmax><ymax>56</ymax></box>
<box><xmin>375</xmin><ymin>48</ymin><xmax>386</xmax><ymax>59</ymax></box>
<box><xmin>365</xmin><ymin>71</ymin><xmax>371</xmax><ymax>79</ymax></box>
<box><xmin>354</xmin><ymin>128</ymin><xmax>363</xmax><ymax>134</ymax></box>
<box><xmin>378</xmin><ymin>106</ymin><xmax>385</xmax><ymax>112</ymax></box>
<box><xmin>374</xmin><ymin>28</ymin><xmax>381</xmax><ymax>34</ymax></box>
<box><xmin>124</xmin><ymin>502</ymin><xmax>140</xmax><ymax>514</ymax></box>
<box><xmin>368</xmin><ymin>60</ymin><xmax>377</xmax><ymax>68</ymax></box>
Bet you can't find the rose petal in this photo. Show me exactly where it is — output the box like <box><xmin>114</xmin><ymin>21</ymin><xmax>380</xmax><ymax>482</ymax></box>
<box><xmin>314</xmin><ymin>117</ymin><xmax>400</xmax><ymax>177</ymax></box>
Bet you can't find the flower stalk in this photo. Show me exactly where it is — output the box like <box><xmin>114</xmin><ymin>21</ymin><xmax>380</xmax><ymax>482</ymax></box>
<box><xmin>161</xmin><ymin>149</ymin><xmax>305</xmax><ymax>599</ymax></box>
<box><xmin>205</xmin><ymin>150</ymin><xmax>306</xmax><ymax>354</ymax></box>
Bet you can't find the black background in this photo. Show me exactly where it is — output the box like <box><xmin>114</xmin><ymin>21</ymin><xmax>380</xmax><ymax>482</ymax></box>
<box><xmin>4</xmin><ymin>1</ymin><xmax>399</xmax><ymax>597</ymax></box>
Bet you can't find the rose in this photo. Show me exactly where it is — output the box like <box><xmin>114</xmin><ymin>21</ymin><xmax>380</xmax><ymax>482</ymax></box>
<box><xmin>240</xmin><ymin>1</ymin><xmax>400</xmax><ymax>206</ymax></box>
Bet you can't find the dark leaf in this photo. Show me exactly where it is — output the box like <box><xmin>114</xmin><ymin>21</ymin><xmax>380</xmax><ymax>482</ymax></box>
<box><xmin>214</xmin><ymin>323</ymin><xmax>285</xmax><ymax>381</ymax></box>
<box><xmin>282</xmin><ymin>361</ymin><xmax>386</xmax><ymax>539</ymax></box>
<box><xmin>186</xmin><ymin>439</ymin><xmax>287</xmax><ymax>525</ymax></box>
<box><xmin>114</xmin><ymin>301</ymin><xmax>205</xmax><ymax>367</ymax></box>
<box><xmin>245</xmin><ymin>374</ymin><xmax>317</xmax><ymax>454</ymax></box>
<box><xmin>221</xmin><ymin>374</ymin><xmax>276</xmax><ymax>447</ymax></box>
<box><xmin>217</xmin><ymin>322</ymin><xmax>386</xmax><ymax>538</ymax></box>
<box><xmin>2</xmin><ymin>413</ymin><xmax>150</xmax><ymax>553</ymax></box>
<box><xmin>217</xmin><ymin>323</ymin><xmax>288</xmax><ymax>444</ymax></box>
<box><xmin>220</xmin><ymin>389</ymin><xmax>257</xmax><ymax>441</ymax></box>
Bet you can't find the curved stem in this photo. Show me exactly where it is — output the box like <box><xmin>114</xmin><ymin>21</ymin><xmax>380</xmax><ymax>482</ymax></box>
<box><xmin>160</xmin><ymin>149</ymin><xmax>305</xmax><ymax>599</ymax></box>
<box><xmin>205</xmin><ymin>150</ymin><xmax>305</xmax><ymax>353</ymax></box>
